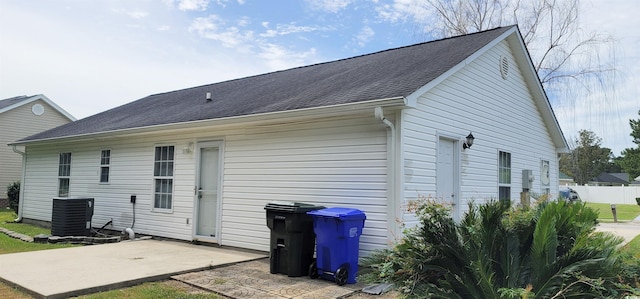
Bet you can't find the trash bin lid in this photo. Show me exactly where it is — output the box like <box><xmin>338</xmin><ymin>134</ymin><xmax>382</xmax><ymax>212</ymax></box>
<box><xmin>264</xmin><ymin>201</ymin><xmax>323</xmax><ymax>213</ymax></box>
<box><xmin>307</xmin><ymin>207</ymin><xmax>366</xmax><ymax>220</ymax></box>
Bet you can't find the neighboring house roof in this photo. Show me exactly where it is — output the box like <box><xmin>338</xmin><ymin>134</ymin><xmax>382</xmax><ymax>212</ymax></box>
<box><xmin>591</xmin><ymin>172</ymin><xmax>630</xmax><ymax>185</ymax></box>
<box><xmin>13</xmin><ymin>26</ymin><xmax>567</xmax><ymax>152</ymax></box>
<box><xmin>559</xmin><ymin>172</ymin><xmax>573</xmax><ymax>180</ymax></box>
<box><xmin>0</xmin><ymin>95</ymin><xmax>76</xmax><ymax>121</ymax></box>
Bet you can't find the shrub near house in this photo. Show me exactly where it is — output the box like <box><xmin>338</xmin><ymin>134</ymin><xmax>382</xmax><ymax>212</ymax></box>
<box><xmin>6</xmin><ymin>181</ymin><xmax>19</xmax><ymax>213</ymax></box>
<box><xmin>362</xmin><ymin>198</ymin><xmax>640</xmax><ymax>298</ymax></box>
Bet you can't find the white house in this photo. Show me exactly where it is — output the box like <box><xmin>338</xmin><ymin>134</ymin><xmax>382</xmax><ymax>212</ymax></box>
<box><xmin>10</xmin><ymin>26</ymin><xmax>568</xmax><ymax>254</ymax></box>
<box><xmin>1</xmin><ymin>95</ymin><xmax>75</xmax><ymax>196</ymax></box>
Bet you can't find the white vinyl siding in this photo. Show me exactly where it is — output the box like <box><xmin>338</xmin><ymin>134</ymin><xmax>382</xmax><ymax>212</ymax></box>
<box><xmin>0</xmin><ymin>99</ymin><xmax>72</xmax><ymax>193</ymax></box>
<box><xmin>222</xmin><ymin>115</ymin><xmax>388</xmax><ymax>253</ymax></box>
<box><xmin>402</xmin><ymin>40</ymin><xmax>560</xmax><ymax>226</ymax></box>
<box><xmin>20</xmin><ymin>114</ymin><xmax>389</xmax><ymax>255</ymax></box>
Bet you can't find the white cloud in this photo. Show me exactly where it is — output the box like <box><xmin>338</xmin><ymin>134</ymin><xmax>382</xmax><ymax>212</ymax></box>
<box><xmin>355</xmin><ymin>26</ymin><xmax>375</xmax><ymax>47</ymax></box>
<box><xmin>127</xmin><ymin>11</ymin><xmax>148</xmax><ymax>19</ymax></box>
<box><xmin>189</xmin><ymin>15</ymin><xmax>255</xmax><ymax>50</ymax></box>
<box><xmin>376</xmin><ymin>0</ymin><xmax>429</xmax><ymax>24</ymax></box>
<box><xmin>164</xmin><ymin>0</ymin><xmax>209</xmax><ymax>11</ymax></box>
<box><xmin>306</xmin><ymin>0</ymin><xmax>353</xmax><ymax>13</ymax></box>
<box><xmin>260</xmin><ymin>23</ymin><xmax>321</xmax><ymax>38</ymax></box>
<box><xmin>157</xmin><ymin>25</ymin><xmax>171</xmax><ymax>31</ymax></box>
<box><xmin>259</xmin><ymin>44</ymin><xmax>318</xmax><ymax>70</ymax></box>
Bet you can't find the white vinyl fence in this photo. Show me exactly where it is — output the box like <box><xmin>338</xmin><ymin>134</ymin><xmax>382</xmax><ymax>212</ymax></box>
<box><xmin>570</xmin><ymin>185</ymin><xmax>640</xmax><ymax>205</ymax></box>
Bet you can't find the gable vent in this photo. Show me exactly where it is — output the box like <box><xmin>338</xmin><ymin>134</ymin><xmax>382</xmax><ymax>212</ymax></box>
<box><xmin>500</xmin><ymin>56</ymin><xmax>509</xmax><ymax>79</ymax></box>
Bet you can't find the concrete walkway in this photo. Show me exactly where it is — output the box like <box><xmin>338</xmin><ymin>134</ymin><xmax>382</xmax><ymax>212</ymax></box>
<box><xmin>596</xmin><ymin>220</ymin><xmax>640</xmax><ymax>244</ymax></box>
<box><xmin>173</xmin><ymin>259</ymin><xmax>365</xmax><ymax>299</ymax></box>
<box><xmin>0</xmin><ymin>239</ymin><xmax>266</xmax><ymax>299</ymax></box>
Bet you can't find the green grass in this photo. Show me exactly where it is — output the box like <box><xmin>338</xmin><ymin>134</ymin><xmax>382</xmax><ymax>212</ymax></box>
<box><xmin>584</xmin><ymin>202</ymin><xmax>640</xmax><ymax>221</ymax></box>
<box><xmin>622</xmin><ymin>234</ymin><xmax>640</xmax><ymax>259</ymax></box>
<box><xmin>74</xmin><ymin>282</ymin><xmax>220</xmax><ymax>299</ymax></box>
<box><xmin>0</xmin><ymin>210</ymin><xmax>77</xmax><ymax>254</ymax></box>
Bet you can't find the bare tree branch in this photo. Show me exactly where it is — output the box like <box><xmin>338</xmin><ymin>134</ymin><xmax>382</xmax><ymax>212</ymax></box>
<box><xmin>418</xmin><ymin>0</ymin><xmax>615</xmax><ymax>92</ymax></box>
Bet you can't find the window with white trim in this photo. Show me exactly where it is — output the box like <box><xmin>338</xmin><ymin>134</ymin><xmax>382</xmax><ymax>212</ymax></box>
<box><xmin>58</xmin><ymin>152</ymin><xmax>71</xmax><ymax>197</ymax></box>
<box><xmin>153</xmin><ymin>146</ymin><xmax>174</xmax><ymax>210</ymax></box>
<box><xmin>100</xmin><ymin>149</ymin><xmax>111</xmax><ymax>183</ymax></box>
<box><xmin>498</xmin><ymin>151</ymin><xmax>511</xmax><ymax>202</ymax></box>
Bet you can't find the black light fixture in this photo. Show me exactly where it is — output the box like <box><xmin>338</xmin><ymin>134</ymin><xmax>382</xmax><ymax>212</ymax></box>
<box><xmin>463</xmin><ymin>132</ymin><xmax>475</xmax><ymax>149</ymax></box>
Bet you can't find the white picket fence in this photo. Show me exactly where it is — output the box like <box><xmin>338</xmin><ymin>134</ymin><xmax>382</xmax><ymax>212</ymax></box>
<box><xmin>569</xmin><ymin>185</ymin><xmax>640</xmax><ymax>205</ymax></box>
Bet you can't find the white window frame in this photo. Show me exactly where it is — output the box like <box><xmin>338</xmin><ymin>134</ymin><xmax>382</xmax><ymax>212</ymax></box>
<box><xmin>58</xmin><ymin>152</ymin><xmax>72</xmax><ymax>197</ymax></box>
<box><xmin>152</xmin><ymin>145</ymin><xmax>175</xmax><ymax>212</ymax></box>
<box><xmin>100</xmin><ymin>149</ymin><xmax>111</xmax><ymax>184</ymax></box>
<box><xmin>498</xmin><ymin>151</ymin><xmax>511</xmax><ymax>201</ymax></box>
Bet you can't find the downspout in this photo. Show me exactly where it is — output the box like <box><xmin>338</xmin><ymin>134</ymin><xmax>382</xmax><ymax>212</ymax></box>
<box><xmin>11</xmin><ymin>145</ymin><xmax>26</xmax><ymax>222</ymax></box>
<box><xmin>374</xmin><ymin>107</ymin><xmax>401</xmax><ymax>242</ymax></box>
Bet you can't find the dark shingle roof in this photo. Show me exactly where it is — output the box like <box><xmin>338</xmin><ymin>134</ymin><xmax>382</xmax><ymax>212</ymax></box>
<box><xmin>20</xmin><ymin>26</ymin><xmax>513</xmax><ymax>142</ymax></box>
<box><xmin>592</xmin><ymin>173</ymin><xmax>630</xmax><ymax>185</ymax></box>
<box><xmin>0</xmin><ymin>96</ymin><xmax>29</xmax><ymax>110</ymax></box>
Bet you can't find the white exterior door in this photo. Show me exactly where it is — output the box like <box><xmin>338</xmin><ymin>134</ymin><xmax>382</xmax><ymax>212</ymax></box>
<box><xmin>194</xmin><ymin>141</ymin><xmax>221</xmax><ymax>241</ymax></box>
<box><xmin>437</xmin><ymin>138</ymin><xmax>460</xmax><ymax>221</ymax></box>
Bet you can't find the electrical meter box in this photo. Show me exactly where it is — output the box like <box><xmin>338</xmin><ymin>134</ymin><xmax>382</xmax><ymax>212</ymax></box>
<box><xmin>522</xmin><ymin>169</ymin><xmax>534</xmax><ymax>190</ymax></box>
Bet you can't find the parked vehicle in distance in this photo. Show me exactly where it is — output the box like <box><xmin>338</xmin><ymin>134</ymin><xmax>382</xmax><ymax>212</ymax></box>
<box><xmin>559</xmin><ymin>187</ymin><xmax>581</xmax><ymax>202</ymax></box>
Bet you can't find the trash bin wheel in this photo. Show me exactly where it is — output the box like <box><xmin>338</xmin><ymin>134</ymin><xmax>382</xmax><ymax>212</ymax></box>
<box><xmin>309</xmin><ymin>260</ymin><xmax>319</xmax><ymax>279</ymax></box>
<box><xmin>335</xmin><ymin>265</ymin><xmax>348</xmax><ymax>286</ymax></box>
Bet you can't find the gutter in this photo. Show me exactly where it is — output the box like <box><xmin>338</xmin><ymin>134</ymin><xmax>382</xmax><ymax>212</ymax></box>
<box><xmin>374</xmin><ymin>107</ymin><xmax>402</xmax><ymax>242</ymax></box>
<box><xmin>11</xmin><ymin>145</ymin><xmax>26</xmax><ymax>222</ymax></box>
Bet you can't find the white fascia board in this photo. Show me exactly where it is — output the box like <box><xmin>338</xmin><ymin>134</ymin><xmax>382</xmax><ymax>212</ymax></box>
<box><xmin>11</xmin><ymin>96</ymin><xmax>407</xmax><ymax>146</ymax></box>
<box><xmin>0</xmin><ymin>94</ymin><xmax>76</xmax><ymax>121</ymax></box>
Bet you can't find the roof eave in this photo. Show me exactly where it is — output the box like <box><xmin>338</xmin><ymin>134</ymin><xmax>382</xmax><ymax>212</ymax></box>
<box><xmin>10</xmin><ymin>96</ymin><xmax>407</xmax><ymax>146</ymax></box>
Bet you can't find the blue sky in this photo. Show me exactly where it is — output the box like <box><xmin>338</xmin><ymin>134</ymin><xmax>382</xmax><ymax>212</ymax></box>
<box><xmin>1</xmin><ymin>0</ymin><xmax>638</xmax><ymax>155</ymax></box>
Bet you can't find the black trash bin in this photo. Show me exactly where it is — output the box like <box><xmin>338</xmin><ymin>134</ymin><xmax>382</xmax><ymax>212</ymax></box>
<box><xmin>265</xmin><ymin>201</ymin><xmax>324</xmax><ymax>277</ymax></box>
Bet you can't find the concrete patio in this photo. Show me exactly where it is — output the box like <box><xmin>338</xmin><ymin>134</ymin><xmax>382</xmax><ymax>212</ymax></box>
<box><xmin>0</xmin><ymin>239</ymin><xmax>266</xmax><ymax>299</ymax></box>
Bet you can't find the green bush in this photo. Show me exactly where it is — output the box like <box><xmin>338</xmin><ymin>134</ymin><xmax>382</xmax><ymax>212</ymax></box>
<box><xmin>7</xmin><ymin>181</ymin><xmax>20</xmax><ymax>214</ymax></box>
<box><xmin>361</xmin><ymin>197</ymin><xmax>639</xmax><ymax>298</ymax></box>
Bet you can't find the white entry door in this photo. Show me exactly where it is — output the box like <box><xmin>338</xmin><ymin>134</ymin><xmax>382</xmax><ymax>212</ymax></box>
<box><xmin>195</xmin><ymin>142</ymin><xmax>221</xmax><ymax>241</ymax></box>
<box><xmin>437</xmin><ymin>138</ymin><xmax>460</xmax><ymax>221</ymax></box>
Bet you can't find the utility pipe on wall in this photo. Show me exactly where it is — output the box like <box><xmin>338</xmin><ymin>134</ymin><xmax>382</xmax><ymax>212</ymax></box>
<box><xmin>374</xmin><ymin>107</ymin><xmax>401</xmax><ymax>241</ymax></box>
<box><xmin>11</xmin><ymin>145</ymin><xmax>26</xmax><ymax>222</ymax></box>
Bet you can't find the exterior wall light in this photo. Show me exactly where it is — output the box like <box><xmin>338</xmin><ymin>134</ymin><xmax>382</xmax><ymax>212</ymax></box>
<box><xmin>463</xmin><ymin>132</ymin><xmax>475</xmax><ymax>149</ymax></box>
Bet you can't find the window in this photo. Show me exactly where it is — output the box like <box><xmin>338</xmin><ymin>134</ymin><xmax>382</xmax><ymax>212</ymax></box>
<box><xmin>58</xmin><ymin>152</ymin><xmax>71</xmax><ymax>197</ymax></box>
<box><xmin>498</xmin><ymin>151</ymin><xmax>511</xmax><ymax>202</ymax></box>
<box><xmin>153</xmin><ymin>146</ymin><xmax>174</xmax><ymax>210</ymax></box>
<box><xmin>100</xmin><ymin>149</ymin><xmax>111</xmax><ymax>183</ymax></box>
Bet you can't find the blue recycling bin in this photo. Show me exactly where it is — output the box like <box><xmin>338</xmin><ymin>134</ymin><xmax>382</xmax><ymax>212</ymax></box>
<box><xmin>307</xmin><ymin>207</ymin><xmax>366</xmax><ymax>285</ymax></box>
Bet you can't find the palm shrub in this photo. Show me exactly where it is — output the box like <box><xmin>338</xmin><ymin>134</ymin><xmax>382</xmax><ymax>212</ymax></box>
<box><xmin>360</xmin><ymin>197</ymin><xmax>639</xmax><ymax>298</ymax></box>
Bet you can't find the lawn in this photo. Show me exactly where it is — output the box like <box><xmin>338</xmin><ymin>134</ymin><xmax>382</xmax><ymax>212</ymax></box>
<box><xmin>0</xmin><ymin>210</ymin><xmax>76</xmax><ymax>254</ymax></box>
<box><xmin>584</xmin><ymin>202</ymin><xmax>640</xmax><ymax>222</ymax></box>
<box><xmin>623</xmin><ymin>234</ymin><xmax>640</xmax><ymax>259</ymax></box>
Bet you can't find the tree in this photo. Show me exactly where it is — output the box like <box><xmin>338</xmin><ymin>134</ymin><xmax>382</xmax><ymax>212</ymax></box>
<box><xmin>559</xmin><ymin>130</ymin><xmax>612</xmax><ymax>185</ymax></box>
<box><xmin>416</xmin><ymin>0</ymin><xmax>613</xmax><ymax>86</ymax></box>
<box><xmin>618</xmin><ymin>110</ymin><xmax>640</xmax><ymax>180</ymax></box>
